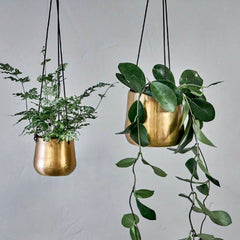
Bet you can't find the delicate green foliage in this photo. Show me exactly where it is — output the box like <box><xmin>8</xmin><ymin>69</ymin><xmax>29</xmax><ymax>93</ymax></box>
<box><xmin>176</xmin><ymin>176</ymin><xmax>207</xmax><ymax>185</ymax></box>
<box><xmin>134</xmin><ymin>189</ymin><xmax>154</xmax><ymax>199</ymax></box>
<box><xmin>180</xmin><ymin>70</ymin><xmax>203</xmax><ymax>87</ymax></box>
<box><xmin>128</xmin><ymin>101</ymin><xmax>146</xmax><ymax>123</ymax></box>
<box><xmin>116</xmin><ymin>158</ymin><xmax>136</xmax><ymax>168</ymax></box>
<box><xmin>150</xmin><ymin>81</ymin><xmax>177</xmax><ymax>112</ymax></box>
<box><xmin>118</xmin><ymin>63</ymin><xmax>146</xmax><ymax>93</ymax></box>
<box><xmin>121</xmin><ymin>213</ymin><xmax>140</xmax><ymax>228</ymax></box>
<box><xmin>180</xmin><ymin>100</ymin><xmax>189</xmax><ymax>127</ymax></box>
<box><xmin>136</xmin><ymin>199</ymin><xmax>156</xmax><ymax>220</ymax></box>
<box><xmin>188</xmin><ymin>98</ymin><xmax>215</xmax><ymax>122</ymax></box>
<box><xmin>0</xmin><ymin>60</ymin><xmax>113</xmax><ymax>141</ymax></box>
<box><xmin>130</xmin><ymin>124</ymin><xmax>150</xmax><ymax>147</ymax></box>
<box><xmin>152</xmin><ymin>64</ymin><xmax>175</xmax><ymax>84</ymax></box>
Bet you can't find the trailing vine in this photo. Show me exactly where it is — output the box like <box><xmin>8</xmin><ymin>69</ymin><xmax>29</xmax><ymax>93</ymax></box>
<box><xmin>116</xmin><ymin>62</ymin><xmax>232</xmax><ymax>240</ymax></box>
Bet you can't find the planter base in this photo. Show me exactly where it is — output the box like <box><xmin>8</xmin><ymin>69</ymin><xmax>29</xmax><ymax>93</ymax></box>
<box><xmin>33</xmin><ymin>138</ymin><xmax>76</xmax><ymax>176</ymax></box>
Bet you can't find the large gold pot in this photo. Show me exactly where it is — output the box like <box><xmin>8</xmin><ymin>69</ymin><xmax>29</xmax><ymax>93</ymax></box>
<box><xmin>125</xmin><ymin>91</ymin><xmax>183</xmax><ymax>147</ymax></box>
<box><xmin>33</xmin><ymin>137</ymin><xmax>76</xmax><ymax>176</ymax></box>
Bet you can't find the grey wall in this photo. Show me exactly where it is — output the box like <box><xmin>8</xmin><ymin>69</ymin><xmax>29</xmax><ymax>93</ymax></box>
<box><xmin>0</xmin><ymin>0</ymin><xmax>239</xmax><ymax>239</ymax></box>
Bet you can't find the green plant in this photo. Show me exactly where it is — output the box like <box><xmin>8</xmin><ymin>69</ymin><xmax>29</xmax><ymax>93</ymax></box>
<box><xmin>0</xmin><ymin>60</ymin><xmax>114</xmax><ymax>142</ymax></box>
<box><xmin>116</xmin><ymin>62</ymin><xmax>231</xmax><ymax>240</ymax></box>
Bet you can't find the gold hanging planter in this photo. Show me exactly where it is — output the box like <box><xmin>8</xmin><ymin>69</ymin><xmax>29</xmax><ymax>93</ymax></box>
<box><xmin>125</xmin><ymin>90</ymin><xmax>184</xmax><ymax>147</ymax></box>
<box><xmin>33</xmin><ymin>137</ymin><xmax>76</xmax><ymax>176</ymax></box>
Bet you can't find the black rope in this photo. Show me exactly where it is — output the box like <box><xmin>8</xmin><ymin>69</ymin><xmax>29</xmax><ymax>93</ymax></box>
<box><xmin>56</xmin><ymin>0</ymin><xmax>69</xmax><ymax>124</ymax></box>
<box><xmin>34</xmin><ymin>0</ymin><xmax>53</xmax><ymax>141</ymax></box>
<box><xmin>34</xmin><ymin>0</ymin><xmax>68</xmax><ymax>141</ymax></box>
<box><xmin>136</xmin><ymin>0</ymin><xmax>171</xmax><ymax>71</ymax></box>
<box><xmin>136</xmin><ymin>0</ymin><xmax>150</xmax><ymax>66</ymax></box>
<box><xmin>164</xmin><ymin>0</ymin><xmax>171</xmax><ymax>69</ymax></box>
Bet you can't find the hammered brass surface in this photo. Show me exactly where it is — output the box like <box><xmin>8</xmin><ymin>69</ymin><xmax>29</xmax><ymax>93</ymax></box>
<box><xmin>34</xmin><ymin>138</ymin><xmax>76</xmax><ymax>176</ymax></box>
<box><xmin>125</xmin><ymin>91</ymin><xmax>184</xmax><ymax>147</ymax></box>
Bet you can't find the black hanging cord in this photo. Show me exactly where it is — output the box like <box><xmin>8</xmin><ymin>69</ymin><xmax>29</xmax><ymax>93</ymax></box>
<box><xmin>34</xmin><ymin>0</ymin><xmax>53</xmax><ymax>141</ymax></box>
<box><xmin>34</xmin><ymin>0</ymin><xmax>68</xmax><ymax>141</ymax></box>
<box><xmin>136</xmin><ymin>0</ymin><xmax>171</xmax><ymax>71</ymax></box>
<box><xmin>136</xmin><ymin>0</ymin><xmax>150</xmax><ymax>66</ymax></box>
<box><xmin>56</xmin><ymin>0</ymin><xmax>69</xmax><ymax>124</ymax></box>
<box><xmin>162</xmin><ymin>0</ymin><xmax>171</xmax><ymax>70</ymax></box>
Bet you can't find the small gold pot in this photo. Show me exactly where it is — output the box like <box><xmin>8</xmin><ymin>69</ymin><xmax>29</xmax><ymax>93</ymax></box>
<box><xmin>33</xmin><ymin>137</ymin><xmax>76</xmax><ymax>176</ymax></box>
<box><xmin>125</xmin><ymin>91</ymin><xmax>184</xmax><ymax>147</ymax></box>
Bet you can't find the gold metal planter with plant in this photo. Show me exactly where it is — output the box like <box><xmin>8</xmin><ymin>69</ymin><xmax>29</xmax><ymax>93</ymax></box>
<box><xmin>34</xmin><ymin>138</ymin><xmax>76</xmax><ymax>176</ymax></box>
<box><xmin>0</xmin><ymin>0</ymin><xmax>113</xmax><ymax>176</ymax></box>
<box><xmin>115</xmin><ymin>0</ymin><xmax>232</xmax><ymax>239</ymax></box>
<box><xmin>125</xmin><ymin>90</ymin><xmax>183</xmax><ymax>147</ymax></box>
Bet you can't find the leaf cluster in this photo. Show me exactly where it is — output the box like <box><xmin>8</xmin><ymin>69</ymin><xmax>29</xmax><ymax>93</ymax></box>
<box><xmin>0</xmin><ymin>62</ymin><xmax>113</xmax><ymax>141</ymax></box>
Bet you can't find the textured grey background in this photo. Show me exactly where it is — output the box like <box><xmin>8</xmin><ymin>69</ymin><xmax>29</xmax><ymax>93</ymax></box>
<box><xmin>0</xmin><ymin>0</ymin><xmax>238</xmax><ymax>239</ymax></box>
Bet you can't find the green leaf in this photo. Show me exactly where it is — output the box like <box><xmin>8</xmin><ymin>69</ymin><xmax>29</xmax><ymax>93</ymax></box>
<box><xmin>183</xmin><ymin>85</ymin><xmax>203</xmax><ymax>97</ymax></box>
<box><xmin>116</xmin><ymin>73</ymin><xmax>131</xmax><ymax>88</ymax></box>
<box><xmin>194</xmin><ymin>124</ymin><xmax>215</xmax><ymax>147</ymax></box>
<box><xmin>192</xmin><ymin>206</ymin><xmax>203</xmax><ymax>213</ymax></box>
<box><xmin>176</xmin><ymin>119</ymin><xmax>194</xmax><ymax>153</ymax></box>
<box><xmin>176</xmin><ymin>176</ymin><xmax>206</xmax><ymax>184</ymax></box>
<box><xmin>180</xmin><ymin>70</ymin><xmax>203</xmax><ymax>87</ymax></box>
<box><xmin>206</xmin><ymin>81</ymin><xmax>223</xmax><ymax>88</ymax></box>
<box><xmin>118</xmin><ymin>63</ymin><xmax>146</xmax><ymax>93</ymax></box>
<box><xmin>197</xmin><ymin>159</ymin><xmax>209</xmax><ymax>175</ymax></box>
<box><xmin>116</xmin><ymin>158</ymin><xmax>136</xmax><ymax>168</ymax></box>
<box><xmin>206</xmin><ymin>174</ymin><xmax>220</xmax><ymax>187</ymax></box>
<box><xmin>116</xmin><ymin>123</ymin><xmax>135</xmax><ymax>134</ymax></box>
<box><xmin>152</xmin><ymin>166</ymin><xmax>167</xmax><ymax>177</ymax></box>
<box><xmin>134</xmin><ymin>189</ymin><xmax>154</xmax><ymax>199</ymax></box>
<box><xmin>150</xmin><ymin>81</ymin><xmax>177</xmax><ymax>112</ymax></box>
<box><xmin>196</xmin><ymin>184</ymin><xmax>209</xmax><ymax>196</ymax></box>
<box><xmin>128</xmin><ymin>101</ymin><xmax>145</xmax><ymax>123</ymax></box>
<box><xmin>152</xmin><ymin>64</ymin><xmax>175</xmax><ymax>83</ymax></box>
<box><xmin>189</xmin><ymin>98</ymin><xmax>215</xmax><ymax>122</ymax></box>
<box><xmin>209</xmin><ymin>210</ymin><xmax>232</xmax><ymax>226</ymax></box>
<box><xmin>130</xmin><ymin>124</ymin><xmax>150</xmax><ymax>147</ymax></box>
<box><xmin>180</xmin><ymin>100</ymin><xmax>189</xmax><ymax>128</ymax></box>
<box><xmin>130</xmin><ymin>226</ymin><xmax>141</xmax><ymax>240</ymax></box>
<box><xmin>136</xmin><ymin>199</ymin><xmax>156</xmax><ymax>220</ymax></box>
<box><xmin>196</xmin><ymin>233</ymin><xmax>215</xmax><ymax>240</ymax></box>
<box><xmin>142</xmin><ymin>159</ymin><xmax>167</xmax><ymax>177</ymax></box>
<box><xmin>121</xmin><ymin>213</ymin><xmax>140</xmax><ymax>228</ymax></box>
<box><xmin>160</xmin><ymin>80</ymin><xmax>183</xmax><ymax>105</ymax></box>
<box><xmin>185</xmin><ymin>158</ymin><xmax>199</xmax><ymax>180</ymax></box>
<box><xmin>179</xmin><ymin>193</ymin><xmax>193</xmax><ymax>204</ymax></box>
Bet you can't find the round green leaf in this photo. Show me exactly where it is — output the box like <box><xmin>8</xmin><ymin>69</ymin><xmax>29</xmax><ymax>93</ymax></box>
<box><xmin>152</xmin><ymin>64</ymin><xmax>175</xmax><ymax>84</ymax></box>
<box><xmin>128</xmin><ymin>101</ymin><xmax>145</xmax><ymax>123</ymax></box>
<box><xmin>118</xmin><ymin>63</ymin><xmax>146</xmax><ymax>93</ymax></box>
<box><xmin>121</xmin><ymin>213</ymin><xmax>140</xmax><ymax>228</ymax></box>
<box><xmin>180</xmin><ymin>69</ymin><xmax>203</xmax><ymax>86</ymax></box>
<box><xmin>150</xmin><ymin>81</ymin><xmax>177</xmax><ymax>112</ymax></box>
<box><xmin>189</xmin><ymin>98</ymin><xmax>215</xmax><ymax>122</ymax></box>
<box><xmin>160</xmin><ymin>80</ymin><xmax>183</xmax><ymax>105</ymax></box>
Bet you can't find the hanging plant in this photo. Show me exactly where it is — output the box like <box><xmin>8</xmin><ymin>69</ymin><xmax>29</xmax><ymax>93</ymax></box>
<box><xmin>115</xmin><ymin>0</ymin><xmax>231</xmax><ymax>239</ymax></box>
<box><xmin>0</xmin><ymin>0</ymin><xmax>114</xmax><ymax>176</ymax></box>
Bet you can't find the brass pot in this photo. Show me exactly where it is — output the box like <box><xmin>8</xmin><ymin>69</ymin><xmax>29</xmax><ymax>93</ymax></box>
<box><xmin>125</xmin><ymin>91</ymin><xmax>184</xmax><ymax>147</ymax></box>
<box><xmin>33</xmin><ymin>137</ymin><xmax>76</xmax><ymax>176</ymax></box>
